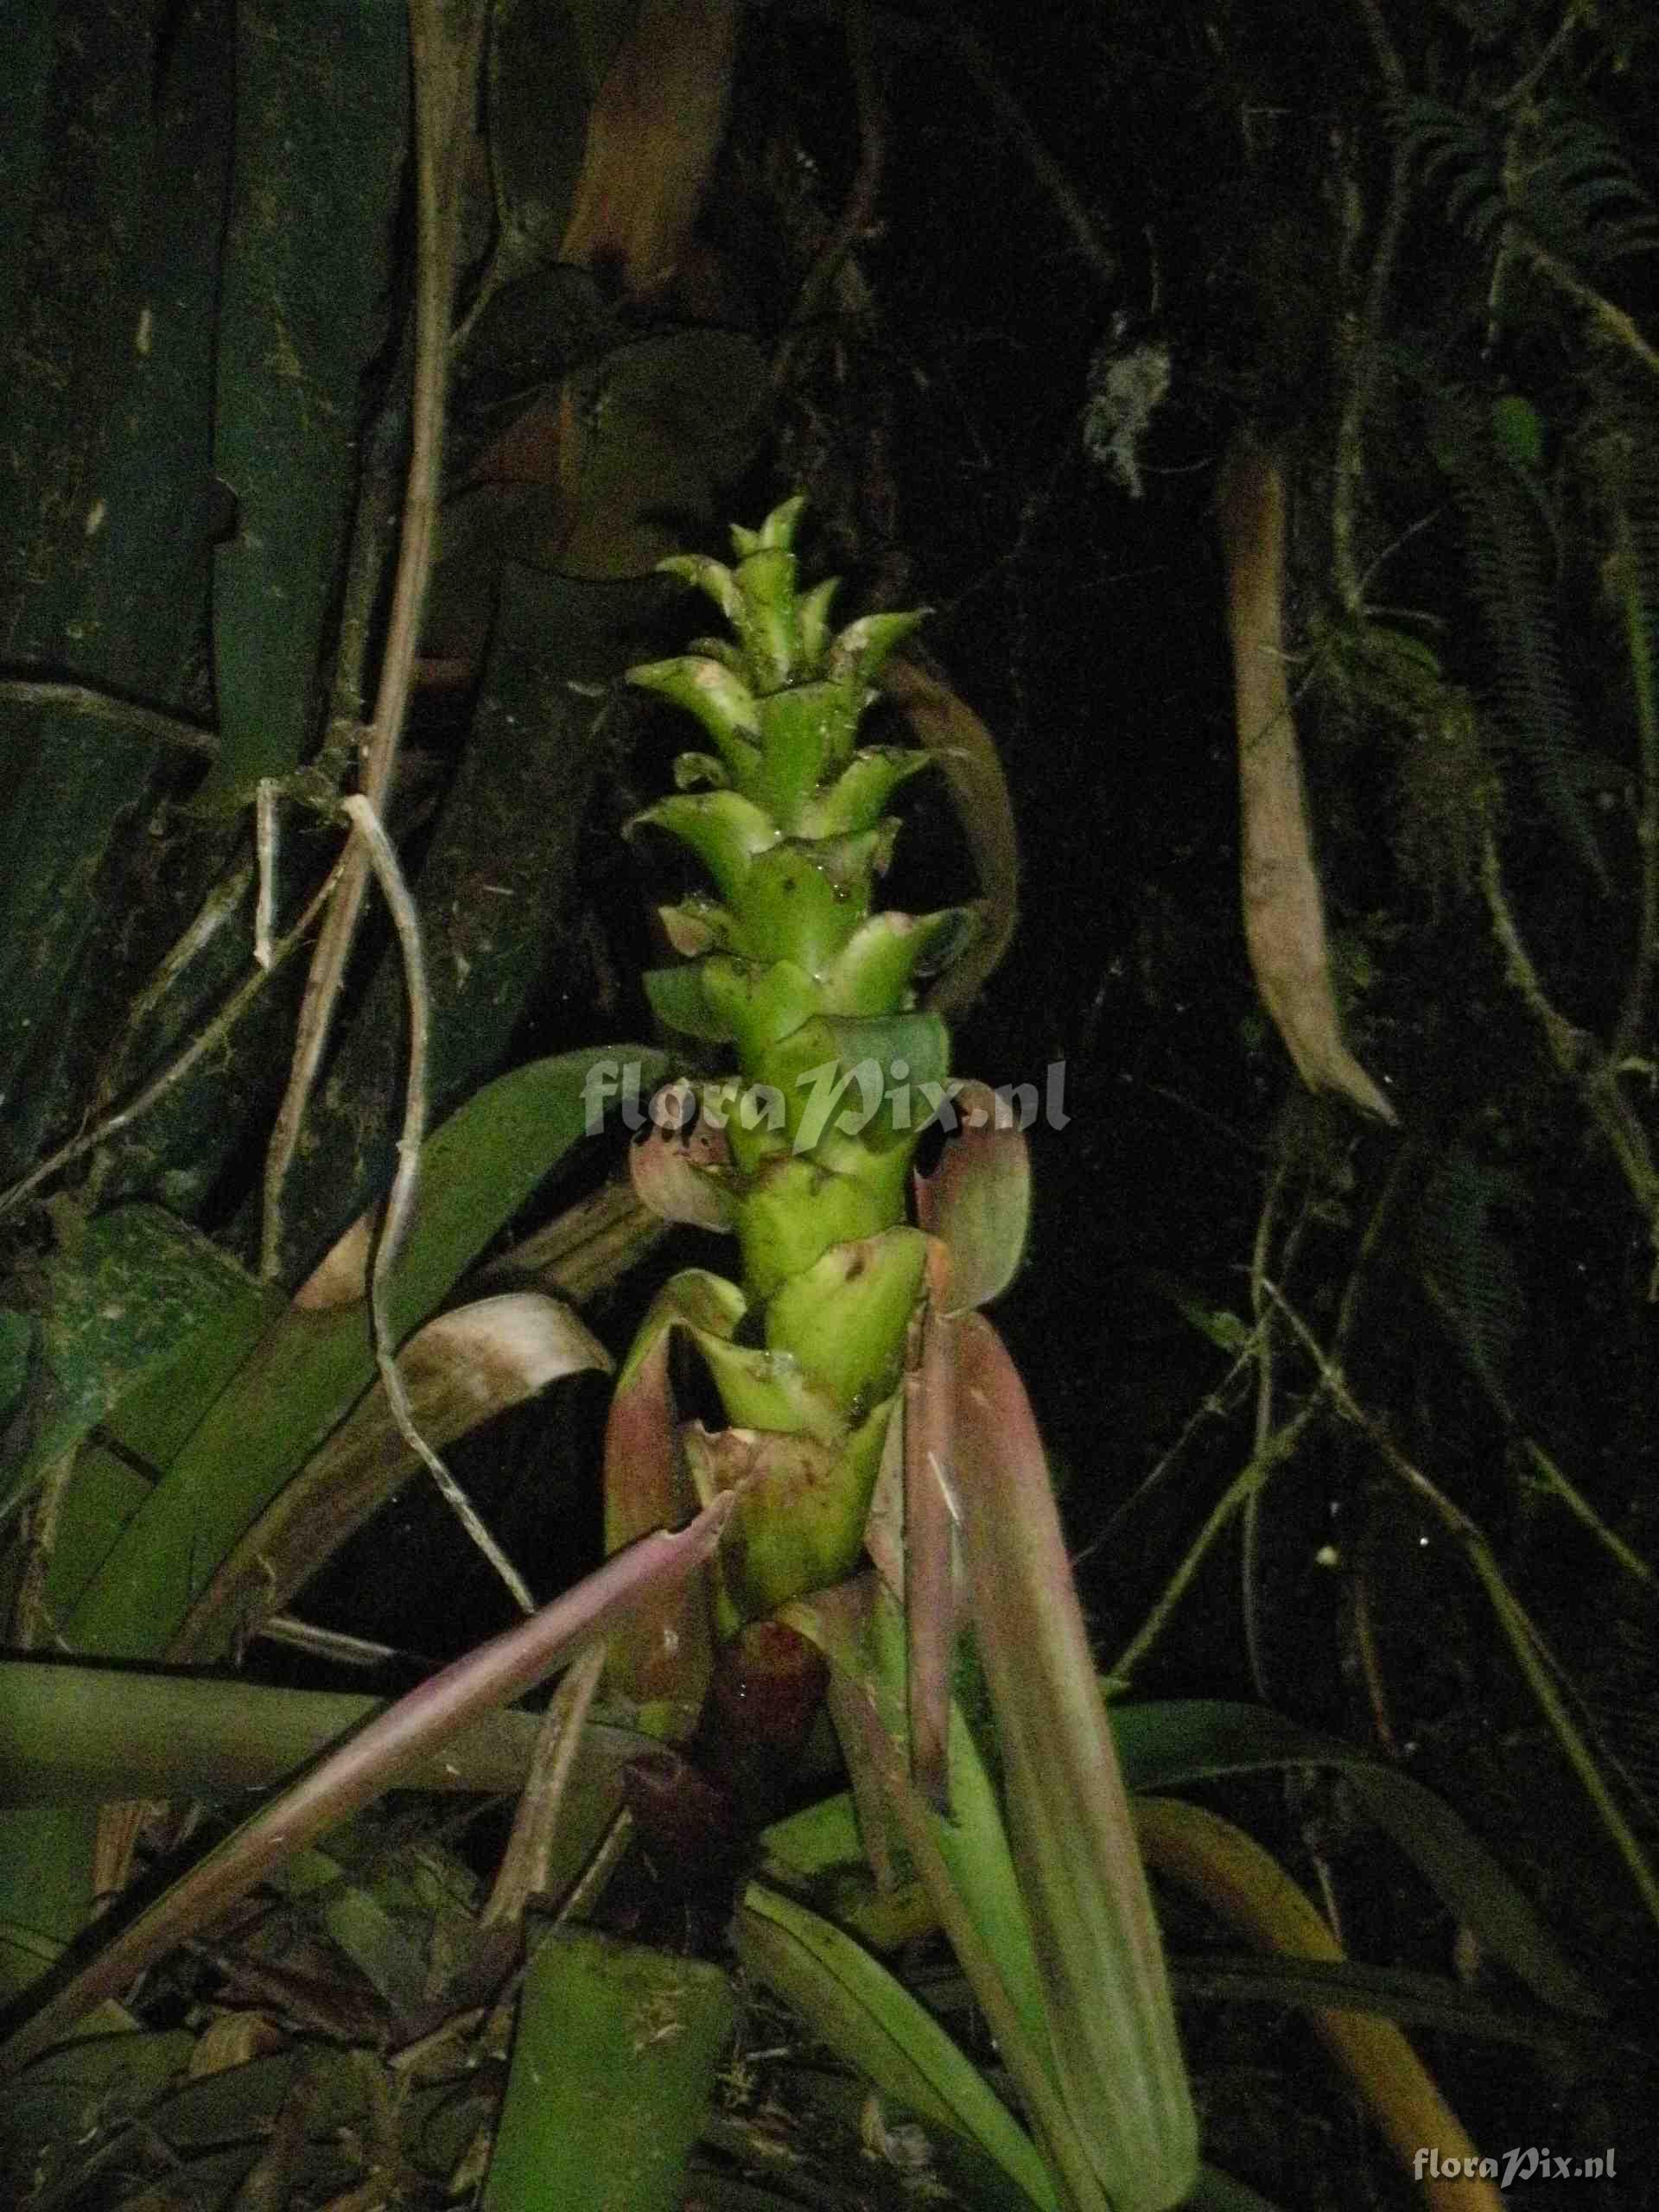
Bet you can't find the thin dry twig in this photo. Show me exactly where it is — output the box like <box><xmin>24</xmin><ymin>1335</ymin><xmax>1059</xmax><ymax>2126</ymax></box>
<box><xmin>0</xmin><ymin>854</ymin><xmax>346</xmax><ymax>1224</ymax></box>
<box><xmin>1107</xmin><ymin>1143</ymin><xmax>1408</xmax><ymax>1694</ymax></box>
<box><xmin>1480</xmin><ymin>826</ymin><xmax>1659</xmax><ymax>1281</ymax></box>
<box><xmin>772</xmin><ymin>1</ymin><xmax>886</xmax><ymax>392</ymax></box>
<box><xmin>260</xmin><ymin>0</ymin><xmax>486</xmax><ymax>1281</ymax></box>
<box><xmin>0</xmin><ymin>677</ymin><xmax>218</xmax><ymax>760</ymax></box>
<box><xmin>340</xmin><ymin>796</ymin><xmax>537</xmax><ymax>1618</ymax></box>
<box><xmin>1331</xmin><ymin>141</ymin><xmax>1413</xmax><ymax>620</ymax></box>
<box><xmin>91</xmin><ymin>855</ymin><xmax>255</xmax><ymax>1116</ymax></box>
<box><xmin>953</xmin><ymin>27</ymin><xmax>1117</xmax><ymax>293</ymax></box>
<box><xmin>1241</xmin><ymin>1147</ymin><xmax>1296</xmax><ymax>1703</ymax></box>
<box><xmin>1527</xmin><ymin>241</ymin><xmax>1659</xmax><ymax>381</ymax></box>
<box><xmin>482</xmin><ymin>1642</ymin><xmax>607</xmax><ymax>1926</ymax></box>
<box><xmin>254</xmin><ymin>779</ymin><xmax>279</xmax><ymax>969</ymax></box>
<box><xmin>1106</xmin><ymin>1396</ymin><xmax>1322</xmax><ymax>1692</ymax></box>
<box><xmin>1266</xmin><ymin>1279</ymin><xmax>1659</xmax><ymax>1932</ymax></box>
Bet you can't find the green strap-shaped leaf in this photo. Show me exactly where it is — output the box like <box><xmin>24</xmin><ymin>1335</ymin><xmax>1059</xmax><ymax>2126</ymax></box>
<box><xmin>734</xmin><ymin>1878</ymin><xmax>1059</xmax><ymax>2212</ymax></box>
<box><xmin>0</xmin><ymin>1204</ymin><xmax>278</xmax><ymax>1526</ymax></box>
<box><xmin>1110</xmin><ymin>1698</ymin><xmax>1601</xmax><ymax>2020</ymax></box>
<box><xmin>62</xmin><ymin>1046</ymin><xmax>667</xmax><ymax>1662</ymax></box>
<box><xmin>203</xmin><ymin>0</ymin><xmax>407</xmax><ymax>798</ymax></box>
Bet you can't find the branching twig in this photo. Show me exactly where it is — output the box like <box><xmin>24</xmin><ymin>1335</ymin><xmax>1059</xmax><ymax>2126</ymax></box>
<box><xmin>1525</xmin><ymin>239</ymin><xmax>1659</xmax><ymax>382</ymax></box>
<box><xmin>341</xmin><ymin>796</ymin><xmax>537</xmax><ymax>1618</ymax></box>
<box><xmin>1110</xmin><ymin>1146</ymin><xmax>1414</xmax><ymax>1692</ymax></box>
<box><xmin>1479</xmin><ymin>826</ymin><xmax>1659</xmax><ymax>1281</ymax></box>
<box><xmin>1075</xmin><ymin>1354</ymin><xmax>1253</xmax><ymax>1567</ymax></box>
<box><xmin>1106</xmin><ymin>1398</ymin><xmax>1321</xmax><ymax>1691</ymax></box>
<box><xmin>0</xmin><ymin>855</ymin><xmax>345</xmax><ymax>1224</ymax></box>
<box><xmin>772</xmin><ymin>2</ymin><xmax>886</xmax><ymax>393</ymax></box>
<box><xmin>1516</xmin><ymin>1435</ymin><xmax>1654</xmax><ymax>1588</ymax></box>
<box><xmin>953</xmin><ymin>28</ymin><xmax>1117</xmax><ymax>294</ymax></box>
<box><xmin>93</xmin><ymin>857</ymin><xmax>256</xmax><ymax>1107</ymax></box>
<box><xmin>1240</xmin><ymin>1149</ymin><xmax>1293</xmax><ymax>1701</ymax></box>
<box><xmin>1331</xmin><ymin>142</ymin><xmax>1413</xmax><ymax>620</ymax></box>
<box><xmin>1267</xmin><ymin>1280</ymin><xmax>1659</xmax><ymax>1934</ymax></box>
<box><xmin>260</xmin><ymin>0</ymin><xmax>486</xmax><ymax>1281</ymax></box>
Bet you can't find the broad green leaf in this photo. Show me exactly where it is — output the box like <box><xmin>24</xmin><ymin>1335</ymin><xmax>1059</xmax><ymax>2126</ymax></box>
<box><xmin>1110</xmin><ymin>1699</ymin><xmax>1600</xmax><ymax>2019</ymax></box>
<box><xmin>482</xmin><ymin>1928</ymin><xmax>733</xmax><ymax>2212</ymax></box>
<box><xmin>1168</xmin><ymin>1948</ymin><xmax>1620</xmax><ymax>2063</ymax></box>
<box><xmin>756</xmin><ymin>1792</ymin><xmax>936</xmax><ymax>1951</ymax></box>
<box><xmin>0</xmin><ymin>1049</ymin><xmax>660</xmax><ymax>2012</ymax></box>
<box><xmin>0</xmin><ymin>1205</ymin><xmax>278</xmax><ymax>1525</ymax></box>
<box><xmin>734</xmin><ymin>1880</ymin><xmax>1058</xmax><ymax>2212</ymax></box>
<box><xmin>1134</xmin><ymin>1794</ymin><xmax>1494</xmax><ymax>2204</ymax></box>
<box><xmin>61</xmin><ymin>1047</ymin><xmax>664</xmax><ymax>1661</ymax></box>
<box><xmin>202</xmin><ymin>0</ymin><xmax>406</xmax><ymax>798</ymax></box>
<box><xmin>166</xmin><ymin>1291</ymin><xmax>610</xmax><ymax>1665</ymax></box>
<box><xmin>0</xmin><ymin>1660</ymin><xmax>554</xmax><ymax>1807</ymax></box>
<box><xmin>0</xmin><ymin>0</ymin><xmax>234</xmax><ymax>1166</ymax></box>
<box><xmin>0</xmin><ymin>1808</ymin><xmax>100</xmax><ymax>2005</ymax></box>
<box><xmin>787</xmin><ymin>1579</ymin><xmax>1051</xmax><ymax>2097</ymax></box>
<box><xmin>0</xmin><ymin>2024</ymin><xmax>196</xmax><ymax>2191</ymax></box>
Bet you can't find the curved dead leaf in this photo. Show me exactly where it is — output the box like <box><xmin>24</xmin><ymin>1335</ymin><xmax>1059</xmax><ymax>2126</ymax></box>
<box><xmin>629</xmin><ymin>1080</ymin><xmax>734</xmax><ymax>1229</ymax></box>
<box><xmin>560</xmin><ymin>0</ymin><xmax>739</xmax><ymax>300</ymax></box>
<box><xmin>912</xmin><ymin>1079</ymin><xmax>1030</xmax><ymax>1313</ymax></box>
<box><xmin>168</xmin><ymin>1293</ymin><xmax>608</xmax><ymax>1664</ymax></box>
<box><xmin>1218</xmin><ymin>440</ymin><xmax>1395</xmax><ymax>1122</ymax></box>
<box><xmin>1135</xmin><ymin>1796</ymin><xmax>1499</xmax><ymax>2212</ymax></box>
<box><xmin>880</xmin><ymin>656</ymin><xmax>1018</xmax><ymax>1016</ymax></box>
<box><xmin>601</xmin><ymin>1318</ymin><xmax>710</xmax><ymax>1721</ymax></box>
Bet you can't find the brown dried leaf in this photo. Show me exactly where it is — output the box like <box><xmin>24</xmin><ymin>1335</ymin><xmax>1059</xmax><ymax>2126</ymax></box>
<box><xmin>1218</xmin><ymin>441</ymin><xmax>1395</xmax><ymax>1123</ymax></box>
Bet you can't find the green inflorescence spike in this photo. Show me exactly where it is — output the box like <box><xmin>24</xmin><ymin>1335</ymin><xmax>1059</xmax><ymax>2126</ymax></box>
<box><xmin>620</xmin><ymin>499</ymin><xmax>979</xmax><ymax>1621</ymax></box>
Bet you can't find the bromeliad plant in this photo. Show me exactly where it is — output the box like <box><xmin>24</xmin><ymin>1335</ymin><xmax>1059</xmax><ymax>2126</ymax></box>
<box><xmin>601</xmin><ymin>498</ymin><xmax>1202</xmax><ymax>2212</ymax></box>
<box><xmin>0</xmin><ymin>493</ymin><xmax>1207</xmax><ymax>2212</ymax></box>
<box><xmin>0</xmin><ymin>494</ymin><xmax>1578</xmax><ymax>2212</ymax></box>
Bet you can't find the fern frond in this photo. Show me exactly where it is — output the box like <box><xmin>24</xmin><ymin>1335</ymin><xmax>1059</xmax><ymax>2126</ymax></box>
<box><xmin>1393</xmin><ymin>93</ymin><xmax>1659</xmax><ymax>274</ymax></box>
<box><xmin>1431</xmin><ymin>387</ymin><xmax>1608</xmax><ymax>881</ymax></box>
<box><xmin>1413</xmin><ymin>1148</ymin><xmax>1529</xmax><ymax>1421</ymax></box>
<box><xmin>1394</xmin><ymin>93</ymin><xmax>1506</xmax><ymax>245</ymax></box>
<box><xmin>1516</xmin><ymin>103</ymin><xmax>1659</xmax><ymax>268</ymax></box>
<box><xmin>1584</xmin><ymin>370</ymin><xmax>1659</xmax><ymax>1041</ymax></box>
